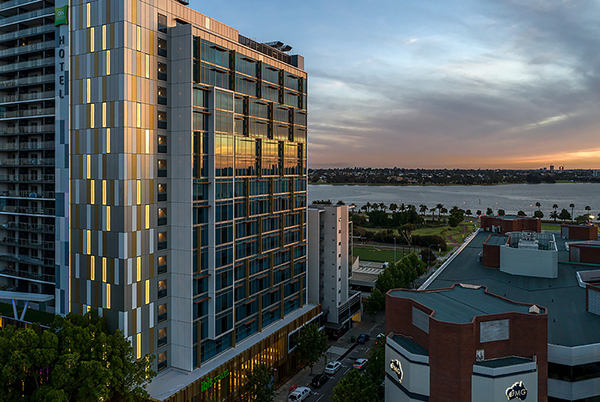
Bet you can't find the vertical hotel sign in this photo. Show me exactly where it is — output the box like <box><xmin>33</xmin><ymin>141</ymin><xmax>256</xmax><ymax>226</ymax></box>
<box><xmin>54</xmin><ymin>2</ymin><xmax>70</xmax><ymax>316</ymax></box>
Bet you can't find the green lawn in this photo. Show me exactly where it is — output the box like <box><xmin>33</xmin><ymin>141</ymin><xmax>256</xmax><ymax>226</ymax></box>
<box><xmin>353</xmin><ymin>246</ymin><xmax>409</xmax><ymax>263</ymax></box>
<box><xmin>541</xmin><ymin>223</ymin><xmax>562</xmax><ymax>231</ymax></box>
<box><xmin>0</xmin><ymin>301</ymin><xmax>55</xmax><ymax>326</ymax></box>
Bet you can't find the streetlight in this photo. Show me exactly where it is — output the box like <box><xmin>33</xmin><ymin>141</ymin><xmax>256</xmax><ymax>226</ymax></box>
<box><xmin>428</xmin><ymin>244</ymin><xmax>438</xmax><ymax>272</ymax></box>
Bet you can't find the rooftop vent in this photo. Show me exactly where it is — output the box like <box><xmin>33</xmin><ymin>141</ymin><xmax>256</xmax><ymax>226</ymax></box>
<box><xmin>459</xmin><ymin>283</ymin><xmax>481</xmax><ymax>289</ymax></box>
<box><xmin>529</xmin><ymin>305</ymin><xmax>541</xmax><ymax>314</ymax></box>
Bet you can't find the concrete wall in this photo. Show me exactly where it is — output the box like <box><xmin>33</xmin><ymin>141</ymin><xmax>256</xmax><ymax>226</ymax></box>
<box><xmin>307</xmin><ymin>208</ymin><xmax>322</xmax><ymax>305</ymax></box>
<box><xmin>500</xmin><ymin>245</ymin><xmax>558</xmax><ymax>278</ymax></box>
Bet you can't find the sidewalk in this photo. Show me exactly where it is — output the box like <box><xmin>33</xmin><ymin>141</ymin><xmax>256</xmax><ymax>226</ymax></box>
<box><xmin>274</xmin><ymin>312</ymin><xmax>385</xmax><ymax>402</ymax></box>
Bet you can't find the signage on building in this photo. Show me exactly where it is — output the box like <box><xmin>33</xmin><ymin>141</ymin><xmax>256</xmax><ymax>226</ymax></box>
<box><xmin>389</xmin><ymin>359</ymin><xmax>403</xmax><ymax>383</ymax></box>
<box><xmin>55</xmin><ymin>6</ymin><xmax>68</xmax><ymax>26</ymax></box>
<box><xmin>505</xmin><ymin>381</ymin><xmax>527</xmax><ymax>401</ymax></box>
<box><xmin>200</xmin><ymin>369</ymin><xmax>230</xmax><ymax>392</ymax></box>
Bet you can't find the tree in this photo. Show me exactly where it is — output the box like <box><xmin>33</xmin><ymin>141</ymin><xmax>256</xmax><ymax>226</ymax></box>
<box><xmin>0</xmin><ymin>312</ymin><xmax>155</xmax><ymax>402</ymax></box>
<box><xmin>517</xmin><ymin>210</ymin><xmax>526</xmax><ymax>217</ymax></box>
<box><xmin>559</xmin><ymin>208</ymin><xmax>571</xmax><ymax>221</ymax></box>
<box><xmin>535</xmin><ymin>202</ymin><xmax>541</xmax><ymax>211</ymax></box>
<box><xmin>389</xmin><ymin>203</ymin><xmax>398</xmax><ymax>212</ymax></box>
<box><xmin>436</xmin><ymin>204</ymin><xmax>444</xmax><ymax>221</ymax></box>
<box><xmin>476</xmin><ymin>210</ymin><xmax>482</xmax><ymax>216</ymax></box>
<box><xmin>365</xmin><ymin>338</ymin><xmax>386</xmax><ymax>388</ymax></box>
<box><xmin>294</xmin><ymin>323</ymin><xmax>328</xmax><ymax>374</ymax></box>
<box><xmin>497</xmin><ymin>209</ymin><xmax>506</xmax><ymax>216</ymax></box>
<box><xmin>486</xmin><ymin>207</ymin><xmax>493</xmax><ymax>216</ymax></box>
<box><xmin>365</xmin><ymin>202</ymin><xmax>371</xmax><ymax>213</ymax></box>
<box><xmin>331</xmin><ymin>369</ymin><xmax>379</xmax><ymax>402</ymax></box>
<box><xmin>364</xmin><ymin>288</ymin><xmax>385</xmax><ymax>319</ymax></box>
<box><xmin>570</xmin><ymin>203</ymin><xmax>575</xmax><ymax>221</ymax></box>
<box><xmin>553</xmin><ymin>204</ymin><xmax>558</xmax><ymax>213</ymax></box>
<box><xmin>244</xmin><ymin>363</ymin><xmax>274</xmax><ymax>402</ymax></box>
<box><xmin>586</xmin><ymin>206</ymin><xmax>591</xmax><ymax>214</ymax></box>
<box><xmin>465</xmin><ymin>209</ymin><xmax>472</xmax><ymax>216</ymax></box>
<box><xmin>440</xmin><ymin>207</ymin><xmax>448</xmax><ymax>221</ymax></box>
<box><xmin>550</xmin><ymin>211</ymin><xmax>559</xmax><ymax>222</ymax></box>
<box><xmin>336</xmin><ymin>200</ymin><xmax>345</xmax><ymax>206</ymax></box>
<box><xmin>533</xmin><ymin>210</ymin><xmax>544</xmax><ymax>219</ymax></box>
<box><xmin>419</xmin><ymin>204</ymin><xmax>428</xmax><ymax>216</ymax></box>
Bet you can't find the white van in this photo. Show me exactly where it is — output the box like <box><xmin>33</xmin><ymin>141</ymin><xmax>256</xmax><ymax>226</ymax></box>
<box><xmin>288</xmin><ymin>386</ymin><xmax>311</xmax><ymax>401</ymax></box>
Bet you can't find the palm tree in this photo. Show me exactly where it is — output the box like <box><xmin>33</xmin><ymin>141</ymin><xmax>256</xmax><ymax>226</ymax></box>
<box><xmin>400</xmin><ymin>203</ymin><xmax>406</xmax><ymax>212</ymax></box>
<box><xmin>380</xmin><ymin>203</ymin><xmax>388</xmax><ymax>212</ymax></box>
<box><xmin>585</xmin><ymin>206</ymin><xmax>591</xmax><ymax>215</ymax></box>
<box><xmin>550</xmin><ymin>211</ymin><xmax>559</xmax><ymax>222</ymax></box>
<box><xmin>441</xmin><ymin>207</ymin><xmax>448</xmax><ymax>221</ymax></box>
<box><xmin>535</xmin><ymin>202</ymin><xmax>541</xmax><ymax>211</ymax></box>
<box><xmin>365</xmin><ymin>202</ymin><xmax>371</xmax><ymax>213</ymax></box>
<box><xmin>389</xmin><ymin>203</ymin><xmax>398</xmax><ymax>212</ymax></box>
<box><xmin>436</xmin><ymin>203</ymin><xmax>444</xmax><ymax>221</ymax></box>
<box><xmin>570</xmin><ymin>203</ymin><xmax>575</xmax><ymax>221</ymax></box>
<box><xmin>552</xmin><ymin>204</ymin><xmax>558</xmax><ymax>212</ymax></box>
<box><xmin>419</xmin><ymin>204</ymin><xmax>428</xmax><ymax>216</ymax></box>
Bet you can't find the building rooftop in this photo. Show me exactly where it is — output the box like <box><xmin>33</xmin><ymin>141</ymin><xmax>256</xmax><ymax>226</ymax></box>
<box><xmin>484</xmin><ymin>235</ymin><xmax>508</xmax><ymax>246</ymax></box>
<box><xmin>426</xmin><ymin>231</ymin><xmax>600</xmax><ymax>347</ymax></box>
<box><xmin>391</xmin><ymin>335</ymin><xmax>429</xmax><ymax>356</ymax></box>
<box><xmin>389</xmin><ymin>285</ymin><xmax>537</xmax><ymax>324</ymax></box>
<box><xmin>475</xmin><ymin>356</ymin><xmax>533</xmax><ymax>368</ymax></box>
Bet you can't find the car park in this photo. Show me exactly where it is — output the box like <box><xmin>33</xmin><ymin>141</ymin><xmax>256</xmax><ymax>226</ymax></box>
<box><xmin>288</xmin><ymin>387</ymin><xmax>311</xmax><ymax>401</ymax></box>
<box><xmin>311</xmin><ymin>373</ymin><xmax>329</xmax><ymax>388</ymax></box>
<box><xmin>353</xmin><ymin>358</ymin><xmax>368</xmax><ymax>370</ymax></box>
<box><xmin>356</xmin><ymin>333</ymin><xmax>370</xmax><ymax>344</ymax></box>
<box><xmin>324</xmin><ymin>361</ymin><xmax>342</xmax><ymax>374</ymax></box>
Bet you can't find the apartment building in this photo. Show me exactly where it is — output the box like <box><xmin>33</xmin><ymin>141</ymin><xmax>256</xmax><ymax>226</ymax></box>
<box><xmin>1</xmin><ymin>1</ymin><xmax>319</xmax><ymax>400</ymax></box>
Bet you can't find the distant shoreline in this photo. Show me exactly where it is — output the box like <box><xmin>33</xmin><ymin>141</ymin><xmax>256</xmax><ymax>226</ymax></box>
<box><xmin>308</xmin><ymin>181</ymin><xmax>589</xmax><ymax>187</ymax></box>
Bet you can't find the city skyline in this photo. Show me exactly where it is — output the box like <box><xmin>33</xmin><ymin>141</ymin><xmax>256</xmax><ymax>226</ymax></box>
<box><xmin>190</xmin><ymin>0</ymin><xmax>600</xmax><ymax>169</ymax></box>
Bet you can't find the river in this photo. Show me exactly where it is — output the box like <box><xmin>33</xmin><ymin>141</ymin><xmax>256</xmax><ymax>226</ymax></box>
<box><xmin>308</xmin><ymin>183</ymin><xmax>600</xmax><ymax>217</ymax></box>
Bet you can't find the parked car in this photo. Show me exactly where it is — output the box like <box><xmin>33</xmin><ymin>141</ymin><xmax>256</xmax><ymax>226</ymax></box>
<box><xmin>324</xmin><ymin>361</ymin><xmax>342</xmax><ymax>374</ymax></box>
<box><xmin>356</xmin><ymin>334</ymin><xmax>370</xmax><ymax>344</ymax></box>
<box><xmin>288</xmin><ymin>387</ymin><xmax>311</xmax><ymax>402</ymax></box>
<box><xmin>311</xmin><ymin>373</ymin><xmax>329</xmax><ymax>388</ymax></box>
<box><xmin>353</xmin><ymin>358</ymin><xmax>368</xmax><ymax>370</ymax></box>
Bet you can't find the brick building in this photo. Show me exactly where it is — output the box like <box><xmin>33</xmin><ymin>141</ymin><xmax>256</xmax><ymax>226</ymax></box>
<box><xmin>480</xmin><ymin>215</ymin><xmax>541</xmax><ymax>235</ymax></box>
<box><xmin>561</xmin><ymin>224</ymin><xmax>598</xmax><ymax>241</ymax></box>
<box><xmin>385</xmin><ymin>284</ymin><xmax>548</xmax><ymax>402</ymax></box>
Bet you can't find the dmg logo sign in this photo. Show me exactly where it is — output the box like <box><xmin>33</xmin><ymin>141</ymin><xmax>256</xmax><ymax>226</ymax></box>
<box><xmin>389</xmin><ymin>359</ymin><xmax>403</xmax><ymax>383</ymax></box>
<box><xmin>505</xmin><ymin>381</ymin><xmax>527</xmax><ymax>401</ymax></box>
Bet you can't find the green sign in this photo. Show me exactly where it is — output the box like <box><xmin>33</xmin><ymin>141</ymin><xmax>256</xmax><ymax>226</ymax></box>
<box><xmin>200</xmin><ymin>369</ymin><xmax>229</xmax><ymax>392</ymax></box>
<box><xmin>55</xmin><ymin>6</ymin><xmax>68</xmax><ymax>26</ymax></box>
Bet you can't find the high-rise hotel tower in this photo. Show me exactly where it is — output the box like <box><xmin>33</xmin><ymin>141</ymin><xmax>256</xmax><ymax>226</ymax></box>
<box><xmin>0</xmin><ymin>1</ymin><xmax>320</xmax><ymax>400</ymax></box>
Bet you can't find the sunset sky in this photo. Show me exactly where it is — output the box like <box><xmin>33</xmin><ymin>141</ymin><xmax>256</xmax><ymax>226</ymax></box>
<box><xmin>189</xmin><ymin>0</ymin><xmax>600</xmax><ymax>169</ymax></box>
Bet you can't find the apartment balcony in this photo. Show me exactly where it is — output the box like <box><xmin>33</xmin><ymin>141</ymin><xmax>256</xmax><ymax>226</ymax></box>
<box><xmin>0</xmin><ymin>174</ymin><xmax>54</xmax><ymax>183</ymax></box>
<box><xmin>0</xmin><ymin>74</ymin><xmax>53</xmax><ymax>89</ymax></box>
<box><xmin>0</xmin><ymin>189</ymin><xmax>54</xmax><ymax>198</ymax></box>
<box><xmin>0</xmin><ymin>0</ymin><xmax>47</xmax><ymax>12</ymax></box>
<box><xmin>0</xmin><ymin>205</ymin><xmax>55</xmax><ymax>216</ymax></box>
<box><xmin>0</xmin><ymin>124</ymin><xmax>55</xmax><ymax>135</ymax></box>
<box><xmin>0</xmin><ymin>236</ymin><xmax>54</xmax><ymax>250</ymax></box>
<box><xmin>0</xmin><ymin>252</ymin><xmax>53</xmax><ymax>266</ymax></box>
<box><xmin>0</xmin><ymin>221</ymin><xmax>54</xmax><ymax>233</ymax></box>
<box><xmin>0</xmin><ymin>58</ymin><xmax>54</xmax><ymax>74</ymax></box>
<box><xmin>0</xmin><ymin>91</ymin><xmax>54</xmax><ymax>105</ymax></box>
<box><xmin>0</xmin><ymin>140</ymin><xmax>54</xmax><ymax>151</ymax></box>
<box><xmin>0</xmin><ymin>266</ymin><xmax>54</xmax><ymax>284</ymax></box>
<box><xmin>0</xmin><ymin>8</ymin><xmax>54</xmax><ymax>28</ymax></box>
<box><xmin>0</xmin><ymin>24</ymin><xmax>52</xmax><ymax>44</ymax></box>
<box><xmin>0</xmin><ymin>157</ymin><xmax>54</xmax><ymax>166</ymax></box>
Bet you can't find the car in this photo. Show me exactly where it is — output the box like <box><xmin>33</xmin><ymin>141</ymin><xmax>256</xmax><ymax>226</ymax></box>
<box><xmin>356</xmin><ymin>334</ymin><xmax>370</xmax><ymax>344</ymax></box>
<box><xmin>311</xmin><ymin>373</ymin><xmax>329</xmax><ymax>388</ymax></box>
<box><xmin>324</xmin><ymin>361</ymin><xmax>342</xmax><ymax>374</ymax></box>
<box><xmin>288</xmin><ymin>386</ymin><xmax>311</xmax><ymax>402</ymax></box>
<box><xmin>353</xmin><ymin>358</ymin><xmax>368</xmax><ymax>370</ymax></box>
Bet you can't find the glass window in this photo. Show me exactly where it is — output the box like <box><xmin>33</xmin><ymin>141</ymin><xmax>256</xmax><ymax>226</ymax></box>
<box><xmin>158</xmin><ymin>87</ymin><xmax>167</xmax><ymax>105</ymax></box>
<box><xmin>158</xmin><ymin>62</ymin><xmax>167</xmax><ymax>81</ymax></box>
<box><xmin>158</xmin><ymin>38</ymin><xmax>167</xmax><ymax>57</ymax></box>
<box><xmin>158</xmin><ymin>14</ymin><xmax>167</xmax><ymax>33</ymax></box>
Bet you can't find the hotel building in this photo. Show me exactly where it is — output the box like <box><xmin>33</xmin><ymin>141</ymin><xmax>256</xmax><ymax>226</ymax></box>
<box><xmin>0</xmin><ymin>0</ymin><xmax>319</xmax><ymax>400</ymax></box>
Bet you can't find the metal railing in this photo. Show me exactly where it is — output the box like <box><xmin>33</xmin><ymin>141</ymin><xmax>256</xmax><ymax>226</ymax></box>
<box><xmin>0</xmin><ymin>91</ymin><xmax>54</xmax><ymax>104</ymax></box>
<box><xmin>0</xmin><ymin>157</ymin><xmax>54</xmax><ymax>166</ymax></box>
<box><xmin>0</xmin><ymin>205</ymin><xmax>55</xmax><ymax>215</ymax></box>
<box><xmin>0</xmin><ymin>42</ymin><xmax>55</xmax><ymax>59</ymax></box>
<box><xmin>0</xmin><ymin>0</ymin><xmax>45</xmax><ymax>12</ymax></box>
<box><xmin>0</xmin><ymin>74</ymin><xmax>54</xmax><ymax>88</ymax></box>
<box><xmin>0</xmin><ymin>267</ymin><xmax>55</xmax><ymax>283</ymax></box>
<box><xmin>0</xmin><ymin>141</ymin><xmax>54</xmax><ymax>151</ymax></box>
<box><xmin>0</xmin><ymin>58</ymin><xmax>54</xmax><ymax>74</ymax></box>
<box><xmin>0</xmin><ymin>124</ymin><xmax>55</xmax><ymax>134</ymax></box>
<box><xmin>0</xmin><ymin>252</ymin><xmax>53</xmax><ymax>266</ymax></box>
<box><xmin>0</xmin><ymin>237</ymin><xmax>54</xmax><ymax>250</ymax></box>
<box><xmin>0</xmin><ymin>190</ymin><xmax>54</xmax><ymax>198</ymax></box>
<box><xmin>0</xmin><ymin>8</ymin><xmax>54</xmax><ymax>28</ymax></box>
<box><xmin>0</xmin><ymin>174</ymin><xmax>54</xmax><ymax>183</ymax></box>
<box><xmin>0</xmin><ymin>24</ymin><xmax>53</xmax><ymax>43</ymax></box>
<box><xmin>0</xmin><ymin>221</ymin><xmax>54</xmax><ymax>233</ymax></box>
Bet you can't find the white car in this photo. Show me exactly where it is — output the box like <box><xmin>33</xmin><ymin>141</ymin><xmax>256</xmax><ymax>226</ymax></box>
<box><xmin>288</xmin><ymin>386</ymin><xmax>311</xmax><ymax>402</ymax></box>
<box><xmin>353</xmin><ymin>358</ymin><xmax>368</xmax><ymax>370</ymax></box>
<box><xmin>324</xmin><ymin>361</ymin><xmax>342</xmax><ymax>374</ymax></box>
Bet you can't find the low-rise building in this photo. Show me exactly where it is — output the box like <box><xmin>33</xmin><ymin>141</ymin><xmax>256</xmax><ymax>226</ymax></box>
<box><xmin>561</xmin><ymin>224</ymin><xmax>598</xmax><ymax>241</ymax></box>
<box><xmin>481</xmin><ymin>215</ymin><xmax>541</xmax><ymax>235</ymax></box>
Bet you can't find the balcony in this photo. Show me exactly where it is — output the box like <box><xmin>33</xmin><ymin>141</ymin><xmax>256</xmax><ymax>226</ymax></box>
<box><xmin>0</xmin><ymin>124</ymin><xmax>54</xmax><ymax>135</ymax></box>
<box><xmin>0</xmin><ymin>252</ymin><xmax>53</xmax><ymax>266</ymax></box>
<box><xmin>0</xmin><ymin>221</ymin><xmax>54</xmax><ymax>233</ymax></box>
<box><xmin>0</xmin><ymin>157</ymin><xmax>54</xmax><ymax>166</ymax></box>
<box><xmin>0</xmin><ymin>236</ymin><xmax>54</xmax><ymax>250</ymax></box>
<box><xmin>0</xmin><ymin>8</ymin><xmax>54</xmax><ymax>28</ymax></box>
<box><xmin>0</xmin><ymin>190</ymin><xmax>54</xmax><ymax>198</ymax></box>
<box><xmin>0</xmin><ymin>57</ymin><xmax>54</xmax><ymax>74</ymax></box>
<box><xmin>0</xmin><ymin>91</ymin><xmax>54</xmax><ymax>105</ymax></box>
<box><xmin>0</xmin><ymin>266</ymin><xmax>55</xmax><ymax>284</ymax></box>
<box><xmin>0</xmin><ymin>24</ymin><xmax>53</xmax><ymax>44</ymax></box>
<box><xmin>0</xmin><ymin>0</ymin><xmax>46</xmax><ymax>12</ymax></box>
<box><xmin>0</xmin><ymin>174</ymin><xmax>54</xmax><ymax>183</ymax></box>
<box><xmin>0</xmin><ymin>74</ymin><xmax>54</xmax><ymax>89</ymax></box>
<box><xmin>0</xmin><ymin>205</ymin><xmax>55</xmax><ymax>215</ymax></box>
<box><xmin>0</xmin><ymin>140</ymin><xmax>54</xmax><ymax>151</ymax></box>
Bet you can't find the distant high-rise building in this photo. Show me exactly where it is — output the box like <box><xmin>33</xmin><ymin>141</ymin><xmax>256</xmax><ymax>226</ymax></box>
<box><xmin>1</xmin><ymin>1</ymin><xmax>319</xmax><ymax>400</ymax></box>
<box><xmin>550</xmin><ymin>165</ymin><xmax>554</xmax><ymax>172</ymax></box>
